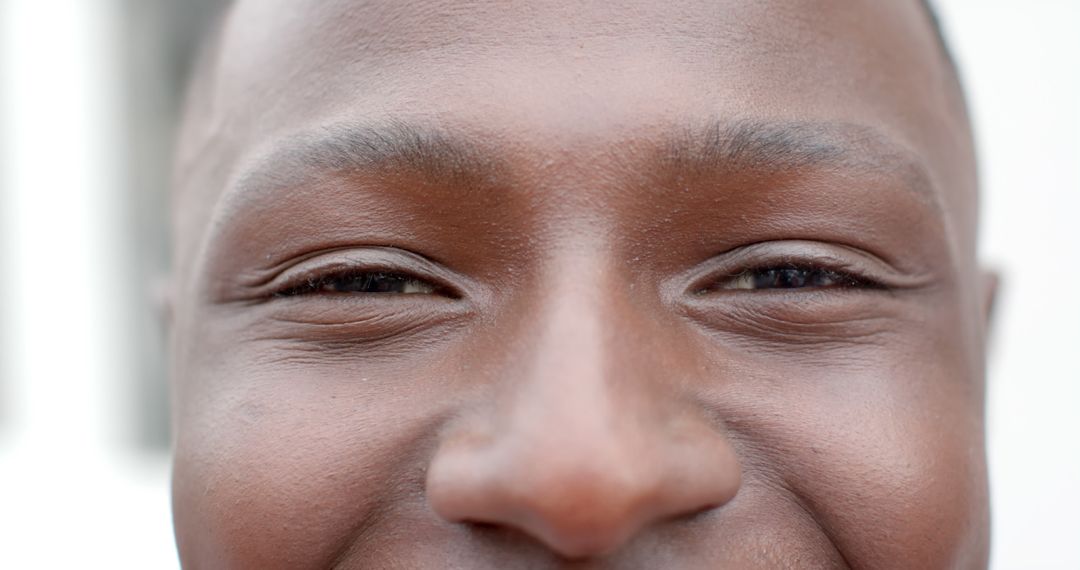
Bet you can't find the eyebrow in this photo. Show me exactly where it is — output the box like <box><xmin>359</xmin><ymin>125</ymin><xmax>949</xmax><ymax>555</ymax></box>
<box><xmin>228</xmin><ymin>117</ymin><xmax>940</xmax><ymax>210</ymax></box>
<box><xmin>235</xmin><ymin>119</ymin><xmax>495</xmax><ymax>196</ymax></box>
<box><xmin>660</xmin><ymin>119</ymin><xmax>937</xmax><ymax>198</ymax></box>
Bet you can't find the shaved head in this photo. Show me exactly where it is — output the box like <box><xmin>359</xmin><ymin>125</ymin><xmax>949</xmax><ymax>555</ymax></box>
<box><xmin>170</xmin><ymin>1</ymin><xmax>992</xmax><ymax>568</ymax></box>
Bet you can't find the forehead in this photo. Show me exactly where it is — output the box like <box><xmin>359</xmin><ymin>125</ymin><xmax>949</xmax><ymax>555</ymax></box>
<box><xmin>213</xmin><ymin>0</ymin><xmax>948</xmax><ymax>131</ymax></box>
<box><xmin>177</xmin><ymin>0</ymin><xmax>973</xmax><ymax>266</ymax></box>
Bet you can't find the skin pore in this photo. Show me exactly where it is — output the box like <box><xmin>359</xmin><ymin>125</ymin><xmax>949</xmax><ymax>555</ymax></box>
<box><xmin>170</xmin><ymin>0</ymin><xmax>994</xmax><ymax>568</ymax></box>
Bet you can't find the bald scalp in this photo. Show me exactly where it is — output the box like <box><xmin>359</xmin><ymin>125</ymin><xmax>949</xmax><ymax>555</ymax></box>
<box><xmin>178</xmin><ymin>1</ymin><xmax>960</xmax><ymax>136</ymax></box>
<box><xmin>177</xmin><ymin>0</ymin><xmax>962</xmax><ymax>142</ymax></box>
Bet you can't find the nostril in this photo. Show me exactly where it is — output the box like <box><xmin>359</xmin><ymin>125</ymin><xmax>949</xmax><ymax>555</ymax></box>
<box><xmin>457</xmin><ymin>518</ymin><xmax>613</xmax><ymax>562</ymax></box>
<box><xmin>460</xmin><ymin>519</ymin><xmax>523</xmax><ymax>542</ymax></box>
<box><xmin>674</xmin><ymin>500</ymin><xmax>726</xmax><ymax>526</ymax></box>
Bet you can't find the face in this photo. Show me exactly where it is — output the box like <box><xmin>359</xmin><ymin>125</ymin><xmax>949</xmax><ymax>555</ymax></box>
<box><xmin>170</xmin><ymin>0</ymin><xmax>993</xmax><ymax>567</ymax></box>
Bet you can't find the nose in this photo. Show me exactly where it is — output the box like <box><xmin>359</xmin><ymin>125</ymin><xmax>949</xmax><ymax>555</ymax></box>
<box><xmin>425</xmin><ymin>269</ymin><xmax>742</xmax><ymax>559</ymax></box>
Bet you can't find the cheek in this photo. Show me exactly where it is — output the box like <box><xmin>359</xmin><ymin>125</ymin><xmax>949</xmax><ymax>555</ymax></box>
<box><xmin>171</xmin><ymin>352</ymin><xmax>449</xmax><ymax>569</ymax></box>
<box><xmin>801</xmin><ymin>401</ymin><xmax>985</xmax><ymax>568</ymax></box>
<box><xmin>718</xmin><ymin>345</ymin><xmax>988</xmax><ymax>569</ymax></box>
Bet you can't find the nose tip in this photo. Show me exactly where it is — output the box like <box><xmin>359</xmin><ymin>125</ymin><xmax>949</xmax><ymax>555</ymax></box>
<box><xmin>425</xmin><ymin>420</ymin><xmax>741</xmax><ymax>559</ymax></box>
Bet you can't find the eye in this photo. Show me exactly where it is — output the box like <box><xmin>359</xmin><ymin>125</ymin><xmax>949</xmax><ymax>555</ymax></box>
<box><xmin>706</xmin><ymin>265</ymin><xmax>874</xmax><ymax>291</ymax></box>
<box><xmin>277</xmin><ymin>271</ymin><xmax>439</xmax><ymax>296</ymax></box>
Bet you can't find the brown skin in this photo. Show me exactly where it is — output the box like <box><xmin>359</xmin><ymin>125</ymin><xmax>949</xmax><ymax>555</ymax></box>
<box><xmin>170</xmin><ymin>0</ymin><xmax>995</xmax><ymax>568</ymax></box>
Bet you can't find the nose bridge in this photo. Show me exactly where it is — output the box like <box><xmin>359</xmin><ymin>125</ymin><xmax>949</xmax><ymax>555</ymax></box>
<box><xmin>426</xmin><ymin>251</ymin><xmax>742</xmax><ymax>559</ymax></box>
<box><xmin>514</xmin><ymin>252</ymin><xmax>650</xmax><ymax>434</ymax></box>
<box><xmin>487</xmin><ymin>253</ymin><xmax>684</xmax><ymax>550</ymax></box>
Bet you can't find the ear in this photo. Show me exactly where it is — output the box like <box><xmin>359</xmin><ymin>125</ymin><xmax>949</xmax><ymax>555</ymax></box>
<box><xmin>151</xmin><ymin>273</ymin><xmax>175</xmax><ymax>332</ymax></box>
<box><xmin>979</xmin><ymin>268</ymin><xmax>1000</xmax><ymax>341</ymax></box>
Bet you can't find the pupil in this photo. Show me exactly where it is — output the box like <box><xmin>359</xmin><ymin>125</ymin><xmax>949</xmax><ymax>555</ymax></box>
<box><xmin>811</xmin><ymin>271</ymin><xmax>833</xmax><ymax>287</ymax></box>
<box><xmin>754</xmin><ymin>268</ymin><xmax>810</xmax><ymax>289</ymax></box>
<box><xmin>340</xmin><ymin>273</ymin><xmax>408</xmax><ymax>293</ymax></box>
<box><xmin>777</xmin><ymin>268</ymin><xmax>806</xmax><ymax>288</ymax></box>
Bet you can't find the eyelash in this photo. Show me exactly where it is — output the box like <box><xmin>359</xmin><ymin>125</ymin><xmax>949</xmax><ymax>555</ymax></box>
<box><xmin>701</xmin><ymin>263</ymin><xmax>883</xmax><ymax>293</ymax></box>
<box><xmin>275</xmin><ymin>270</ymin><xmax>444</xmax><ymax>297</ymax></box>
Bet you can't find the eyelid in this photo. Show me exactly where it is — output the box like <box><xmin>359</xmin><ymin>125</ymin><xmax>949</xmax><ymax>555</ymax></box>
<box><xmin>256</xmin><ymin>247</ymin><xmax>466</xmax><ymax>300</ymax></box>
<box><xmin>676</xmin><ymin>240</ymin><xmax>931</xmax><ymax>297</ymax></box>
<box><xmin>276</xmin><ymin>270</ymin><xmax>442</xmax><ymax>297</ymax></box>
<box><xmin>704</xmin><ymin>264</ymin><xmax>877</xmax><ymax>292</ymax></box>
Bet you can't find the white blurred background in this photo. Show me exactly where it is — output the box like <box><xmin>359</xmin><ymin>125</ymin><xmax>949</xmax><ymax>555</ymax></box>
<box><xmin>0</xmin><ymin>1</ymin><xmax>1076</xmax><ymax>568</ymax></box>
